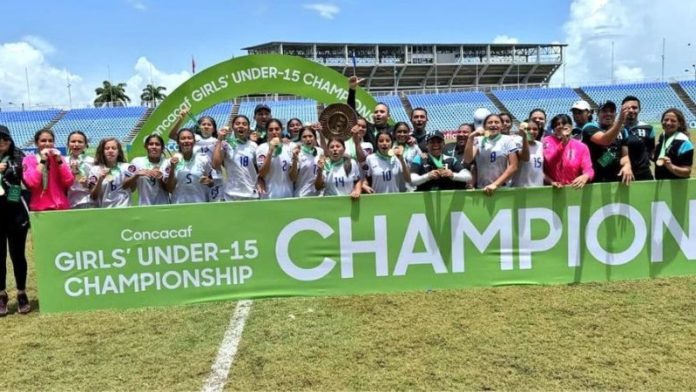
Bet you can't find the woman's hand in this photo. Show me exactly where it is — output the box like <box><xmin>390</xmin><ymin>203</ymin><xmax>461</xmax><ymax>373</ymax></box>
<box><xmin>570</xmin><ymin>174</ymin><xmax>589</xmax><ymax>189</ymax></box>
<box><xmin>483</xmin><ymin>183</ymin><xmax>498</xmax><ymax>196</ymax></box>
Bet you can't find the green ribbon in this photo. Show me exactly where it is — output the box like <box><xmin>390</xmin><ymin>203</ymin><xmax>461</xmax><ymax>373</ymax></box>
<box><xmin>429</xmin><ymin>154</ymin><xmax>444</xmax><ymax>169</ymax></box>
<box><xmin>301</xmin><ymin>145</ymin><xmax>317</xmax><ymax>156</ymax></box>
<box><xmin>482</xmin><ymin>132</ymin><xmax>502</xmax><ymax>145</ymax></box>
<box><xmin>324</xmin><ymin>158</ymin><xmax>345</xmax><ymax>173</ymax></box>
<box><xmin>225</xmin><ymin>136</ymin><xmax>246</xmax><ymax>149</ymax></box>
<box><xmin>658</xmin><ymin>132</ymin><xmax>678</xmax><ymax>160</ymax></box>
<box><xmin>376</xmin><ymin>150</ymin><xmax>393</xmax><ymax>162</ymax></box>
<box><xmin>36</xmin><ymin>154</ymin><xmax>48</xmax><ymax>191</ymax></box>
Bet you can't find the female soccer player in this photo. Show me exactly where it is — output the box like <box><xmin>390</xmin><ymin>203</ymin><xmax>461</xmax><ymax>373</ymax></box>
<box><xmin>256</xmin><ymin>119</ymin><xmax>295</xmax><ymax>199</ymax></box>
<box><xmin>510</xmin><ymin>120</ymin><xmax>545</xmax><ymax>187</ymax></box>
<box><xmin>23</xmin><ymin>129</ymin><xmax>74</xmax><ymax>211</ymax></box>
<box><xmin>286</xmin><ymin>118</ymin><xmax>303</xmax><ymax>142</ymax></box>
<box><xmin>65</xmin><ymin>131</ymin><xmax>95</xmax><ymax>209</ymax></box>
<box><xmin>212</xmin><ymin>115</ymin><xmax>259</xmax><ymax>201</ymax></box>
<box><xmin>0</xmin><ymin>125</ymin><xmax>31</xmax><ymax>314</ymax></box>
<box><xmin>392</xmin><ymin>122</ymin><xmax>421</xmax><ymax>165</ymax></box>
<box><xmin>164</xmin><ymin>128</ymin><xmax>214</xmax><ymax>204</ymax></box>
<box><xmin>543</xmin><ymin>114</ymin><xmax>594</xmax><ymax>188</ymax></box>
<box><xmin>88</xmin><ymin>138</ymin><xmax>132</xmax><ymax>207</ymax></box>
<box><xmin>463</xmin><ymin>114</ymin><xmax>519</xmax><ymax>195</ymax></box>
<box><xmin>194</xmin><ymin>116</ymin><xmax>224</xmax><ymax>202</ymax></box>
<box><xmin>653</xmin><ymin>108</ymin><xmax>693</xmax><ymax>179</ymax></box>
<box><xmin>290</xmin><ymin>127</ymin><xmax>323</xmax><ymax>197</ymax></box>
<box><xmin>363</xmin><ymin>130</ymin><xmax>411</xmax><ymax>193</ymax></box>
<box><xmin>315</xmin><ymin>138</ymin><xmax>362</xmax><ymax>199</ymax></box>
<box><xmin>124</xmin><ymin>134</ymin><xmax>169</xmax><ymax>205</ymax></box>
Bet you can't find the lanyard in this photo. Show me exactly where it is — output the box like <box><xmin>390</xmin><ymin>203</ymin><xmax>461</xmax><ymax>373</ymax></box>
<box><xmin>325</xmin><ymin>158</ymin><xmax>345</xmax><ymax>173</ymax></box>
<box><xmin>301</xmin><ymin>145</ymin><xmax>317</xmax><ymax>156</ymax></box>
<box><xmin>658</xmin><ymin>132</ymin><xmax>678</xmax><ymax>159</ymax></box>
<box><xmin>429</xmin><ymin>154</ymin><xmax>444</xmax><ymax>169</ymax></box>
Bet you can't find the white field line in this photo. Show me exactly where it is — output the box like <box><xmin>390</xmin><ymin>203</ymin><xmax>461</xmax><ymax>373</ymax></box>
<box><xmin>201</xmin><ymin>300</ymin><xmax>253</xmax><ymax>392</ymax></box>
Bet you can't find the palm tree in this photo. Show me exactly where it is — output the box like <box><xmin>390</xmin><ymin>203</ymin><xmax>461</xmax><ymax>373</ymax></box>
<box><xmin>94</xmin><ymin>81</ymin><xmax>131</xmax><ymax>107</ymax></box>
<box><xmin>140</xmin><ymin>84</ymin><xmax>168</xmax><ymax>108</ymax></box>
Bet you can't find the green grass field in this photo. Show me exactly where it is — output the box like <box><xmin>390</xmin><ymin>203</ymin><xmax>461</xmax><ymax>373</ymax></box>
<box><xmin>3</xmin><ymin>128</ymin><xmax>695</xmax><ymax>390</ymax></box>
<box><xmin>3</xmin><ymin>233</ymin><xmax>696</xmax><ymax>391</ymax></box>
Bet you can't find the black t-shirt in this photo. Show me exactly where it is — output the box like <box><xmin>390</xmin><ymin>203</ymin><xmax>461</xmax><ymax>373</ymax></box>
<box><xmin>653</xmin><ymin>132</ymin><xmax>694</xmax><ymax>180</ymax></box>
<box><xmin>582</xmin><ymin>125</ymin><xmax>623</xmax><ymax>182</ymax></box>
<box><xmin>410</xmin><ymin>154</ymin><xmax>463</xmax><ymax>191</ymax></box>
<box><xmin>413</xmin><ymin>130</ymin><xmax>428</xmax><ymax>152</ymax></box>
<box><xmin>621</xmin><ymin>124</ymin><xmax>655</xmax><ymax>180</ymax></box>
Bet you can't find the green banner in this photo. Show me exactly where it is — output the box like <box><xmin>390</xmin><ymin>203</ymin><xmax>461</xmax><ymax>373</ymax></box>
<box><xmin>31</xmin><ymin>180</ymin><xmax>696</xmax><ymax>313</ymax></box>
<box><xmin>131</xmin><ymin>54</ymin><xmax>380</xmax><ymax>157</ymax></box>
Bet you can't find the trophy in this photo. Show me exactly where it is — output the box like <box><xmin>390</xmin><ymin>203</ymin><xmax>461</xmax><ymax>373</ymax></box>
<box><xmin>318</xmin><ymin>103</ymin><xmax>358</xmax><ymax>141</ymax></box>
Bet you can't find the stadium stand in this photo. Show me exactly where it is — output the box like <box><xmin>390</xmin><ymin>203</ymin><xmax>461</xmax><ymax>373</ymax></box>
<box><xmin>580</xmin><ymin>82</ymin><xmax>692</xmax><ymax>122</ymax></box>
<box><xmin>678</xmin><ymin>81</ymin><xmax>696</xmax><ymax>106</ymax></box>
<box><xmin>406</xmin><ymin>91</ymin><xmax>498</xmax><ymax>131</ymax></box>
<box><xmin>376</xmin><ymin>94</ymin><xmax>411</xmax><ymax>123</ymax></box>
<box><xmin>51</xmin><ymin>107</ymin><xmax>147</xmax><ymax>147</ymax></box>
<box><xmin>492</xmin><ymin>87</ymin><xmax>581</xmax><ymax>122</ymax></box>
<box><xmin>238</xmin><ymin>99</ymin><xmax>318</xmax><ymax>129</ymax></box>
<box><xmin>180</xmin><ymin>101</ymin><xmax>233</xmax><ymax>130</ymax></box>
<box><xmin>0</xmin><ymin>109</ymin><xmax>60</xmax><ymax>147</ymax></box>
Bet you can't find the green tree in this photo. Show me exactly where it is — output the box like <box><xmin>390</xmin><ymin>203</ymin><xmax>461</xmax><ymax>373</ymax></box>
<box><xmin>140</xmin><ymin>84</ymin><xmax>168</xmax><ymax>108</ymax></box>
<box><xmin>93</xmin><ymin>81</ymin><xmax>131</xmax><ymax>107</ymax></box>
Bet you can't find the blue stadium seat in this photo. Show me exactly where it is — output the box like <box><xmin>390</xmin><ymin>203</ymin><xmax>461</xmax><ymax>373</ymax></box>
<box><xmin>0</xmin><ymin>109</ymin><xmax>61</xmax><ymax>147</ymax></box>
<box><xmin>493</xmin><ymin>87</ymin><xmax>581</xmax><ymax>121</ymax></box>
<box><xmin>406</xmin><ymin>91</ymin><xmax>498</xmax><ymax>131</ymax></box>
<box><xmin>51</xmin><ymin>107</ymin><xmax>147</xmax><ymax>147</ymax></box>
<box><xmin>180</xmin><ymin>102</ymin><xmax>233</xmax><ymax>130</ymax></box>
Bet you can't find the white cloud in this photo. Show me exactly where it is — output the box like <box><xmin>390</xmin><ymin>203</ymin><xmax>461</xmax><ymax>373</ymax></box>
<box><xmin>303</xmin><ymin>3</ymin><xmax>340</xmax><ymax>19</ymax></box>
<box><xmin>125</xmin><ymin>57</ymin><xmax>191</xmax><ymax>105</ymax></box>
<box><xmin>556</xmin><ymin>0</ymin><xmax>696</xmax><ymax>86</ymax></box>
<box><xmin>493</xmin><ymin>35</ymin><xmax>519</xmax><ymax>44</ymax></box>
<box><xmin>126</xmin><ymin>0</ymin><xmax>147</xmax><ymax>11</ymax></box>
<box><xmin>21</xmin><ymin>35</ymin><xmax>55</xmax><ymax>55</ymax></box>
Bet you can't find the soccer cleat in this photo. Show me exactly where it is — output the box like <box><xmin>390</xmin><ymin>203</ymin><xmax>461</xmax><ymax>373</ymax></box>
<box><xmin>17</xmin><ymin>292</ymin><xmax>31</xmax><ymax>315</ymax></box>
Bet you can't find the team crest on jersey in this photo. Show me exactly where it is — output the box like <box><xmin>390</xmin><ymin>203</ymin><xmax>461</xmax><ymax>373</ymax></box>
<box><xmin>88</xmin><ymin>175</ymin><xmax>98</xmax><ymax>187</ymax></box>
<box><xmin>127</xmin><ymin>165</ymin><xmax>137</xmax><ymax>173</ymax></box>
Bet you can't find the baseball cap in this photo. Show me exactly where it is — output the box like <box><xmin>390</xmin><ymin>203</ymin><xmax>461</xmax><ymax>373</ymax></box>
<box><xmin>598</xmin><ymin>100</ymin><xmax>617</xmax><ymax>112</ymax></box>
<box><xmin>427</xmin><ymin>130</ymin><xmax>445</xmax><ymax>141</ymax></box>
<box><xmin>0</xmin><ymin>124</ymin><xmax>10</xmax><ymax>138</ymax></box>
<box><xmin>571</xmin><ymin>100</ymin><xmax>591</xmax><ymax>111</ymax></box>
<box><xmin>254</xmin><ymin>103</ymin><xmax>271</xmax><ymax>114</ymax></box>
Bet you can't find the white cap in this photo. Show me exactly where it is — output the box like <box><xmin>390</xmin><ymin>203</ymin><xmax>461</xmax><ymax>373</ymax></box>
<box><xmin>473</xmin><ymin>108</ymin><xmax>492</xmax><ymax>127</ymax></box>
<box><xmin>571</xmin><ymin>100</ymin><xmax>591</xmax><ymax>111</ymax></box>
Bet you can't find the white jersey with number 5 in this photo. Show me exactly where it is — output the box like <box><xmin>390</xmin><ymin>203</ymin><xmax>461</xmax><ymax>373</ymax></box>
<box><xmin>196</xmin><ymin>135</ymin><xmax>224</xmax><ymax>201</ymax></box>
<box><xmin>294</xmin><ymin>146</ymin><xmax>323</xmax><ymax>197</ymax></box>
<box><xmin>256</xmin><ymin>142</ymin><xmax>295</xmax><ymax>199</ymax></box>
<box><xmin>130</xmin><ymin>157</ymin><xmax>169</xmax><ymax>205</ymax></box>
<box><xmin>365</xmin><ymin>154</ymin><xmax>405</xmax><ymax>193</ymax></box>
<box><xmin>323</xmin><ymin>159</ymin><xmax>361</xmax><ymax>196</ymax></box>
<box><xmin>510</xmin><ymin>136</ymin><xmax>544</xmax><ymax>187</ymax></box>
<box><xmin>220</xmin><ymin>140</ymin><xmax>258</xmax><ymax>200</ymax></box>
<box><xmin>474</xmin><ymin>134</ymin><xmax>519</xmax><ymax>189</ymax></box>
<box><xmin>88</xmin><ymin>163</ymin><xmax>133</xmax><ymax>208</ymax></box>
<box><xmin>162</xmin><ymin>153</ymin><xmax>212</xmax><ymax>204</ymax></box>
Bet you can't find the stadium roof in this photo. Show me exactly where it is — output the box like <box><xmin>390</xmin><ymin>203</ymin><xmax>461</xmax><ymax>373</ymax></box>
<box><xmin>243</xmin><ymin>41</ymin><xmax>566</xmax><ymax>92</ymax></box>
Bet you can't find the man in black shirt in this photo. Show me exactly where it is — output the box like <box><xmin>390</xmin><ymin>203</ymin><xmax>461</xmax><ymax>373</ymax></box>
<box><xmin>410</xmin><ymin>131</ymin><xmax>472</xmax><ymax>191</ymax></box>
<box><xmin>581</xmin><ymin>101</ymin><xmax>632</xmax><ymax>183</ymax></box>
<box><xmin>410</xmin><ymin>107</ymin><xmax>429</xmax><ymax>152</ymax></box>
<box><xmin>620</xmin><ymin>96</ymin><xmax>655</xmax><ymax>180</ymax></box>
<box><xmin>347</xmin><ymin>76</ymin><xmax>391</xmax><ymax>150</ymax></box>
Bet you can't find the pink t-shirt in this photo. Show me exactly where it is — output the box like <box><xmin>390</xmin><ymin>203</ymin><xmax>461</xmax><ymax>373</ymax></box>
<box><xmin>542</xmin><ymin>135</ymin><xmax>594</xmax><ymax>185</ymax></box>
<box><xmin>22</xmin><ymin>154</ymin><xmax>74</xmax><ymax>211</ymax></box>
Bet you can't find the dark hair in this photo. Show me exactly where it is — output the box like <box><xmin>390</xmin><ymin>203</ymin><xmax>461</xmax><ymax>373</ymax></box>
<box><xmin>95</xmin><ymin>138</ymin><xmax>126</xmax><ymax>166</ymax></box>
<box><xmin>144</xmin><ymin>134</ymin><xmax>165</xmax><ymax>148</ymax></box>
<box><xmin>661</xmin><ymin>108</ymin><xmax>689</xmax><ymax>135</ymax></box>
<box><xmin>392</xmin><ymin>121</ymin><xmax>411</xmax><ymax>133</ymax></box>
<box><xmin>327</xmin><ymin>137</ymin><xmax>353</xmax><ymax>174</ymax></box>
<box><xmin>499</xmin><ymin>112</ymin><xmax>512</xmax><ymax>121</ymax></box>
<box><xmin>0</xmin><ymin>128</ymin><xmax>23</xmax><ymax>164</ymax></box>
<box><xmin>176</xmin><ymin>128</ymin><xmax>196</xmax><ymax>142</ymax></box>
<box><xmin>300</xmin><ymin>126</ymin><xmax>317</xmax><ymax>139</ymax></box>
<box><xmin>411</xmin><ymin>107</ymin><xmax>428</xmax><ymax>117</ymax></box>
<box><xmin>376</xmin><ymin>129</ymin><xmax>394</xmax><ymax>144</ymax></box>
<box><xmin>266</xmin><ymin>118</ymin><xmax>283</xmax><ymax>131</ymax></box>
<box><xmin>523</xmin><ymin>118</ymin><xmax>543</xmax><ymax>141</ymax></box>
<box><xmin>622</xmin><ymin>95</ymin><xmax>641</xmax><ymax>109</ymax></box>
<box><xmin>375</xmin><ymin>102</ymin><xmax>390</xmax><ymax>114</ymax></box>
<box><xmin>483</xmin><ymin>114</ymin><xmax>502</xmax><ymax>128</ymax></box>
<box><xmin>34</xmin><ymin>128</ymin><xmax>55</xmax><ymax>144</ymax></box>
<box><xmin>286</xmin><ymin>118</ymin><xmax>303</xmax><ymax>130</ymax></box>
<box><xmin>231</xmin><ymin>115</ymin><xmax>250</xmax><ymax>127</ymax></box>
<box><xmin>550</xmin><ymin>114</ymin><xmax>573</xmax><ymax>129</ymax></box>
<box><xmin>529</xmin><ymin>108</ymin><xmax>547</xmax><ymax>120</ymax></box>
<box><xmin>67</xmin><ymin>130</ymin><xmax>88</xmax><ymax>148</ymax></box>
<box><xmin>197</xmin><ymin>115</ymin><xmax>218</xmax><ymax>138</ymax></box>
<box><xmin>458</xmin><ymin>123</ymin><xmax>474</xmax><ymax>131</ymax></box>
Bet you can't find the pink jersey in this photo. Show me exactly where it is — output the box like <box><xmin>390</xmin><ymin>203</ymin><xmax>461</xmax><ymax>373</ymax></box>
<box><xmin>22</xmin><ymin>154</ymin><xmax>74</xmax><ymax>211</ymax></box>
<box><xmin>542</xmin><ymin>135</ymin><xmax>594</xmax><ymax>185</ymax></box>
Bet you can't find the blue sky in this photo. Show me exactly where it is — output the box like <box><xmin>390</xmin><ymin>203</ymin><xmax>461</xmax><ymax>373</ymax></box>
<box><xmin>1</xmin><ymin>0</ymin><xmax>695</xmax><ymax>108</ymax></box>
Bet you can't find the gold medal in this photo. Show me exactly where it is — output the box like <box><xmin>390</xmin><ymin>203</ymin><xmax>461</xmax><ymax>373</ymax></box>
<box><xmin>519</xmin><ymin>122</ymin><xmax>528</xmax><ymax>131</ymax></box>
<box><xmin>104</xmin><ymin>174</ymin><xmax>113</xmax><ymax>183</ymax></box>
<box><xmin>484</xmin><ymin>130</ymin><xmax>491</xmax><ymax>138</ymax></box>
<box><xmin>387</xmin><ymin>149</ymin><xmax>394</xmax><ymax>157</ymax></box>
<box><xmin>656</xmin><ymin>158</ymin><xmax>665</xmax><ymax>167</ymax></box>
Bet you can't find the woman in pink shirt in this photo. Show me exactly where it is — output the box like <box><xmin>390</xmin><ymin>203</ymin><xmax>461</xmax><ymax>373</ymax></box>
<box><xmin>22</xmin><ymin>129</ymin><xmax>74</xmax><ymax>211</ymax></box>
<box><xmin>543</xmin><ymin>114</ymin><xmax>594</xmax><ymax>188</ymax></box>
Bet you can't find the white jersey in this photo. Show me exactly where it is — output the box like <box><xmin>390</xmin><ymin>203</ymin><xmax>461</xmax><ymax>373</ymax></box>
<box><xmin>345</xmin><ymin>139</ymin><xmax>374</xmax><ymax>160</ymax></box>
<box><xmin>365</xmin><ymin>153</ymin><xmax>405</xmax><ymax>193</ymax></box>
<box><xmin>396</xmin><ymin>143</ymin><xmax>422</xmax><ymax>166</ymax></box>
<box><xmin>256</xmin><ymin>142</ymin><xmax>295</xmax><ymax>199</ymax></box>
<box><xmin>474</xmin><ymin>134</ymin><xmax>519</xmax><ymax>189</ymax></box>
<box><xmin>130</xmin><ymin>156</ymin><xmax>169</xmax><ymax>205</ymax></box>
<box><xmin>219</xmin><ymin>140</ymin><xmax>259</xmax><ymax>200</ymax></box>
<box><xmin>162</xmin><ymin>153</ymin><xmax>212</xmax><ymax>204</ymax></box>
<box><xmin>323</xmin><ymin>158</ymin><xmax>361</xmax><ymax>196</ymax></box>
<box><xmin>294</xmin><ymin>146</ymin><xmax>323</xmax><ymax>197</ymax></box>
<box><xmin>88</xmin><ymin>163</ymin><xmax>133</xmax><ymax>208</ymax></box>
<box><xmin>196</xmin><ymin>135</ymin><xmax>223</xmax><ymax>201</ymax></box>
<box><xmin>510</xmin><ymin>137</ymin><xmax>544</xmax><ymax>187</ymax></box>
<box><xmin>67</xmin><ymin>154</ymin><xmax>95</xmax><ymax>209</ymax></box>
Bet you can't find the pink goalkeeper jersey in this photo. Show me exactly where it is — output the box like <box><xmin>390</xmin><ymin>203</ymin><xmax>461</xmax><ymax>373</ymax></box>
<box><xmin>542</xmin><ymin>135</ymin><xmax>594</xmax><ymax>185</ymax></box>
